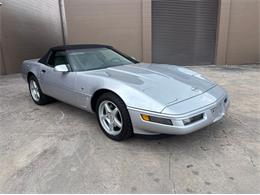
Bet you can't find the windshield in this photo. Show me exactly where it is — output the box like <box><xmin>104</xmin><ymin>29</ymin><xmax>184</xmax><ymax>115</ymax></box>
<box><xmin>67</xmin><ymin>48</ymin><xmax>135</xmax><ymax>71</ymax></box>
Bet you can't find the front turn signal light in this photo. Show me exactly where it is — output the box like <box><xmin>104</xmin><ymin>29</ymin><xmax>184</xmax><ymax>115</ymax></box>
<box><xmin>140</xmin><ymin>114</ymin><xmax>173</xmax><ymax>125</ymax></box>
<box><xmin>141</xmin><ymin>114</ymin><xmax>150</xmax><ymax>121</ymax></box>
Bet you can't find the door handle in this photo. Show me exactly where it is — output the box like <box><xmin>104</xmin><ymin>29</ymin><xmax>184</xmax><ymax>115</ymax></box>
<box><xmin>41</xmin><ymin>69</ymin><xmax>46</xmax><ymax>73</ymax></box>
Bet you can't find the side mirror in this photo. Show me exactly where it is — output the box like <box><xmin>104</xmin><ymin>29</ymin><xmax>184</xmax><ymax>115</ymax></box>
<box><xmin>54</xmin><ymin>64</ymin><xmax>69</xmax><ymax>72</ymax></box>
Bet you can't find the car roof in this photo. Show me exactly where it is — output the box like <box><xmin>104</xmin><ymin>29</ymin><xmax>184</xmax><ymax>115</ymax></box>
<box><xmin>50</xmin><ymin>44</ymin><xmax>112</xmax><ymax>51</ymax></box>
<box><xmin>39</xmin><ymin>44</ymin><xmax>113</xmax><ymax>64</ymax></box>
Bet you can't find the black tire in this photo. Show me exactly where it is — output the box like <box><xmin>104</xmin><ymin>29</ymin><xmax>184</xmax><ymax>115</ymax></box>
<box><xmin>28</xmin><ymin>75</ymin><xmax>53</xmax><ymax>105</ymax></box>
<box><xmin>95</xmin><ymin>92</ymin><xmax>133</xmax><ymax>141</ymax></box>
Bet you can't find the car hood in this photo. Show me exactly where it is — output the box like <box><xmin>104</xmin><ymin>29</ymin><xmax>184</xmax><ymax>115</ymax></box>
<box><xmin>99</xmin><ymin>63</ymin><xmax>216</xmax><ymax>107</ymax></box>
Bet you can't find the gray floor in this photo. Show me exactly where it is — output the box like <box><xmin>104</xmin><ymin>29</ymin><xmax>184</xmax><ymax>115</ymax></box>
<box><xmin>0</xmin><ymin>65</ymin><xmax>259</xmax><ymax>193</ymax></box>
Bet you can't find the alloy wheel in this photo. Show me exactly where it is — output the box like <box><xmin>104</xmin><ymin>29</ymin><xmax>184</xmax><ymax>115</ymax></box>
<box><xmin>98</xmin><ymin>100</ymin><xmax>123</xmax><ymax>136</ymax></box>
<box><xmin>30</xmin><ymin>80</ymin><xmax>40</xmax><ymax>102</ymax></box>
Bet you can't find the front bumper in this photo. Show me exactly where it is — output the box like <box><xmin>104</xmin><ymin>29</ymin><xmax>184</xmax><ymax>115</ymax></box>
<box><xmin>128</xmin><ymin>96</ymin><xmax>230</xmax><ymax>135</ymax></box>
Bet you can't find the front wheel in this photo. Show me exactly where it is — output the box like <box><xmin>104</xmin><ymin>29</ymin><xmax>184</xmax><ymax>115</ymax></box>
<box><xmin>96</xmin><ymin>92</ymin><xmax>133</xmax><ymax>141</ymax></box>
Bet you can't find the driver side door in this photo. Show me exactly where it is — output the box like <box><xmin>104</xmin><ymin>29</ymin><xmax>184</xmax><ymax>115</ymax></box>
<box><xmin>40</xmin><ymin>51</ymin><xmax>77</xmax><ymax>105</ymax></box>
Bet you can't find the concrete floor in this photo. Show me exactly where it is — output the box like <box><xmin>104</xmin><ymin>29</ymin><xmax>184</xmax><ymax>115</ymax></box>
<box><xmin>0</xmin><ymin>65</ymin><xmax>259</xmax><ymax>193</ymax></box>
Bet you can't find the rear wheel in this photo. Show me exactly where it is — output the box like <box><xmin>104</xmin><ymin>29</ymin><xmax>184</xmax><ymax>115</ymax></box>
<box><xmin>28</xmin><ymin>75</ymin><xmax>52</xmax><ymax>105</ymax></box>
<box><xmin>96</xmin><ymin>92</ymin><xmax>133</xmax><ymax>141</ymax></box>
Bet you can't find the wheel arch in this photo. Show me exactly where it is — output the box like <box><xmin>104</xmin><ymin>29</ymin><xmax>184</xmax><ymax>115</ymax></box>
<box><xmin>90</xmin><ymin>89</ymin><xmax>126</xmax><ymax>112</ymax></box>
<box><xmin>27</xmin><ymin>71</ymin><xmax>44</xmax><ymax>93</ymax></box>
<box><xmin>27</xmin><ymin>72</ymin><xmax>36</xmax><ymax>83</ymax></box>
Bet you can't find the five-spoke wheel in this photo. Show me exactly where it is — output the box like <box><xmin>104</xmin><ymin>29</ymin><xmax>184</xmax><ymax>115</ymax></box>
<box><xmin>96</xmin><ymin>92</ymin><xmax>133</xmax><ymax>141</ymax></box>
<box><xmin>30</xmin><ymin>79</ymin><xmax>40</xmax><ymax>102</ymax></box>
<box><xmin>98</xmin><ymin>100</ymin><xmax>123</xmax><ymax>136</ymax></box>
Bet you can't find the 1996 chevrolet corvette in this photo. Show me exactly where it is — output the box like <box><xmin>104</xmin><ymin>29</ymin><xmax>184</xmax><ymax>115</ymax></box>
<box><xmin>22</xmin><ymin>44</ymin><xmax>229</xmax><ymax>140</ymax></box>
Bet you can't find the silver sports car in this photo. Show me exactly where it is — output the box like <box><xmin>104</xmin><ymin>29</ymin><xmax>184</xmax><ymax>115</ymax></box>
<box><xmin>22</xmin><ymin>44</ymin><xmax>229</xmax><ymax>140</ymax></box>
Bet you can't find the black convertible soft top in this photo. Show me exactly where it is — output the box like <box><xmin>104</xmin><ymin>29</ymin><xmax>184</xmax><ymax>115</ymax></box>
<box><xmin>50</xmin><ymin>44</ymin><xmax>112</xmax><ymax>51</ymax></box>
<box><xmin>38</xmin><ymin>44</ymin><xmax>139</xmax><ymax>65</ymax></box>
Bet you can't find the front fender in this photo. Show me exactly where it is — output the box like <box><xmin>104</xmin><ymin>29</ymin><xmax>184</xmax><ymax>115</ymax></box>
<box><xmin>21</xmin><ymin>59</ymin><xmax>41</xmax><ymax>83</ymax></box>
